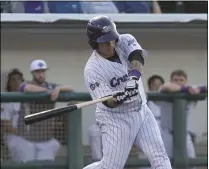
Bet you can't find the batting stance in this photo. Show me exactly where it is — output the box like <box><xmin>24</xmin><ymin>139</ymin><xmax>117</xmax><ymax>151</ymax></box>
<box><xmin>83</xmin><ymin>15</ymin><xmax>172</xmax><ymax>169</ymax></box>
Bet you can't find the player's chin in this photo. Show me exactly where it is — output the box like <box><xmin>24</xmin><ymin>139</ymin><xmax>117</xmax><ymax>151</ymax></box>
<box><xmin>106</xmin><ymin>50</ymin><xmax>115</xmax><ymax>57</ymax></box>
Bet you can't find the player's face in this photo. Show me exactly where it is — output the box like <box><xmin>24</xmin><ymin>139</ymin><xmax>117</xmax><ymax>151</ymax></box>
<box><xmin>150</xmin><ymin>79</ymin><xmax>163</xmax><ymax>91</ymax></box>
<box><xmin>171</xmin><ymin>75</ymin><xmax>187</xmax><ymax>86</ymax></box>
<box><xmin>32</xmin><ymin>69</ymin><xmax>46</xmax><ymax>84</ymax></box>
<box><xmin>98</xmin><ymin>41</ymin><xmax>115</xmax><ymax>57</ymax></box>
<box><xmin>9</xmin><ymin>74</ymin><xmax>22</xmax><ymax>91</ymax></box>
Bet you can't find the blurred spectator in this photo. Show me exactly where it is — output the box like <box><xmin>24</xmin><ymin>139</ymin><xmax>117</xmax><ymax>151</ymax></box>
<box><xmin>1</xmin><ymin>68</ymin><xmax>25</xmax><ymax>161</ymax></box>
<box><xmin>23</xmin><ymin>1</ymin><xmax>45</xmax><ymax>13</ymax></box>
<box><xmin>5</xmin><ymin>1</ymin><xmax>47</xmax><ymax>13</ymax></box>
<box><xmin>47</xmin><ymin>1</ymin><xmax>82</xmax><ymax>13</ymax></box>
<box><xmin>114</xmin><ymin>1</ymin><xmax>161</xmax><ymax>13</ymax></box>
<box><xmin>80</xmin><ymin>1</ymin><xmax>118</xmax><ymax>14</ymax></box>
<box><xmin>147</xmin><ymin>75</ymin><xmax>165</xmax><ymax>127</ymax></box>
<box><xmin>16</xmin><ymin>59</ymin><xmax>73</xmax><ymax>162</ymax></box>
<box><xmin>157</xmin><ymin>69</ymin><xmax>207</xmax><ymax>165</ymax></box>
<box><xmin>1</xmin><ymin>1</ymin><xmax>11</xmax><ymax>13</ymax></box>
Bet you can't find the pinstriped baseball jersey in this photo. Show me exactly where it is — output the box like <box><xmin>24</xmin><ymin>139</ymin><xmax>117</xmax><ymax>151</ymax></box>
<box><xmin>84</xmin><ymin>34</ymin><xmax>148</xmax><ymax>114</ymax></box>
<box><xmin>83</xmin><ymin>34</ymin><xmax>172</xmax><ymax>169</ymax></box>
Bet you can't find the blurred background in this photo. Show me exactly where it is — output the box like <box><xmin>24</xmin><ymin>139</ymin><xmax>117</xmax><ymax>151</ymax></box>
<box><xmin>1</xmin><ymin>0</ymin><xmax>208</xmax><ymax>169</ymax></box>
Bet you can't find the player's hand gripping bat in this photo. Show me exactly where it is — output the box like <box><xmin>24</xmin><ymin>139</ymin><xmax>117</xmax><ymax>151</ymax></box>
<box><xmin>24</xmin><ymin>95</ymin><xmax>113</xmax><ymax>125</ymax></box>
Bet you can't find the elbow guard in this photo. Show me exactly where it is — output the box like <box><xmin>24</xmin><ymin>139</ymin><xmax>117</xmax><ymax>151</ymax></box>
<box><xmin>128</xmin><ymin>50</ymin><xmax>144</xmax><ymax>65</ymax></box>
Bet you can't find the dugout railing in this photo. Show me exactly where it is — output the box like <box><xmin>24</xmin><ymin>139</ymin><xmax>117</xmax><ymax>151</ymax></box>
<box><xmin>1</xmin><ymin>92</ymin><xmax>208</xmax><ymax>169</ymax></box>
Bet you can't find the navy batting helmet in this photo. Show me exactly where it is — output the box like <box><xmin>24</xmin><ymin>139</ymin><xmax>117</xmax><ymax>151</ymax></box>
<box><xmin>86</xmin><ymin>15</ymin><xmax>119</xmax><ymax>49</ymax></box>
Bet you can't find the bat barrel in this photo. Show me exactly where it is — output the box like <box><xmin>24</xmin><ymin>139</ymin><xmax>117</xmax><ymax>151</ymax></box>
<box><xmin>24</xmin><ymin>105</ymin><xmax>77</xmax><ymax>125</ymax></box>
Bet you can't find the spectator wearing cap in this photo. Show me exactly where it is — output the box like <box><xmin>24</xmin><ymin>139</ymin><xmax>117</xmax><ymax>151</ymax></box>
<box><xmin>17</xmin><ymin>59</ymin><xmax>73</xmax><ymax>162</ymax></box>
<box><xmin>1</xmin><ymin>68</ymin><xmax>25</xmax><ymax>161</ymax></box>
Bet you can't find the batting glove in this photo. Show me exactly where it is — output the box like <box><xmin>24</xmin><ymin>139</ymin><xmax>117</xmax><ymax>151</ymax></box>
<box><xmin>112</xmin><ymin>91</ymin><xmax>127</xmax><ymax>104</ymax></box>
<box><xmin>125</xmin><ymin>76</ymin><xmax>139</xmax><ymax>100</ymax></box>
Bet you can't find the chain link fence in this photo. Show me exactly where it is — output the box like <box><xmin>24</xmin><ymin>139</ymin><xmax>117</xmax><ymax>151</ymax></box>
<box><xmin>1</xmin><ymin>101</ymin><xmax>69</xmax><ymax>161</ymax></box>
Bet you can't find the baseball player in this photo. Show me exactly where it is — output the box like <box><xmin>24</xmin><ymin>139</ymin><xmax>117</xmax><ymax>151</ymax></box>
<box><xmin>83</xmin><ymin>15</ymin><xmax>172</xmax><ymax>169</ymax></box>
<box><xmin>1</xmin><ymin>68</ymin><xmax>24</xmax><ymax>161</ymax></box>
<box><xmin>158</xmin><ymin>69</ymin><xmax>207</xmax><ymax>169</ymax></box>
<box><xmin>16</xmin><ymin>59</ymin><xmax>73</xmax><ymax>162</ymax></box>
<box><xmin>147</xmin><ymin>75</ymin><xmax>165</xmax><ymax>127</ymax></box>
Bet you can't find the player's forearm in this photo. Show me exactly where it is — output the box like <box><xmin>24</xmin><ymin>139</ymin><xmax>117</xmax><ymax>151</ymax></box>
<box><xmin>57</xmin><ymin>85</ymin><xmax>73</xmax><ymax>92</ymax></box>
<box><xmin>130</xmin><ymin>60</ymin><xmax>143</xmax><ymax>73</ymax></box>
<box><xmin>159</xmin><ymin>83</ymin><xmax>181</xmax><ymax>92</ymax></box>
<box><xmin>1</xmin><ymin>120</ymin><xmax>17</xmax><ymax>134</ymax></box>
<box><xmin>20</xmin><ymin>84</ymin><xmax>48</xmax><ymax>92</ymax></box>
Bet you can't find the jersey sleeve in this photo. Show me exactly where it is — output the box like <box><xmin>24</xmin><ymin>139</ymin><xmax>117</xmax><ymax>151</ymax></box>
<box><xmin>47</xmin><ymin>82</ymin><xmax>59</xmax><ymax>90</ymax></box>
<box><xmin>1</xmin><ymin>104</ymin><xmax>12</xmax><ymax>120</ymax></box>
<box><xmin>84</xmin><ymin>70</ymin><xmax>113</xmax><ymax>100</ymax></box>
<box><xmin>121</xmin><ymin>34</ymin><xmax>148</xmax><ymax>59</ymax></box>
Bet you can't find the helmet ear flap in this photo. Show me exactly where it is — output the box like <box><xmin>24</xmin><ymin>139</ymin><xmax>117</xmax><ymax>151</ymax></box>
<box><xmin>88</xmin><ymin>40</ymin><xmax>98</xmax><ymax>50</ymax></box>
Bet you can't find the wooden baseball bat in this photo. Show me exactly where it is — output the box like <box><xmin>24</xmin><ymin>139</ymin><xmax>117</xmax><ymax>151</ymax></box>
<box><xmin>24</xmin><ymin>95</ymin><xmax>113</xmax><ymax>125</ymax></box>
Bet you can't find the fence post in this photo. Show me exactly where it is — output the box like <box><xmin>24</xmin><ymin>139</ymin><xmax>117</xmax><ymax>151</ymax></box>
<box><xmin>67</xmin><ymin>109</ymin><xmax>84</xmax><ymax>169</ymax></box>
<box><xmin>173</xmin><ymin>99</ymin><xmax>188</xmax><ymax>168</ymax></box>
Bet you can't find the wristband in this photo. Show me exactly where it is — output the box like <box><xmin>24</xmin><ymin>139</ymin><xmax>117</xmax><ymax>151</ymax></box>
<box><xmin>129</xmin><ymin>69</ymin><xmax>141</xmax><ymax>79</ymax></box>
<box><xmin>199</xmin><ymin>86</ymin><xmax>207</xmax><ymax>93</ymax></box>
<box><xmin>180</xmin><ymin>86</ymin><xmax>190</xmax><ymax>93</ymax></box>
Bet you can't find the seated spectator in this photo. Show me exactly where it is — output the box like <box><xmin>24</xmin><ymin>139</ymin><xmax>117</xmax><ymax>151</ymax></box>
<box><xmin>1</xmin><ymin>68</ymin><xmax>25</xmax><ymax>161</ymax></box>
<box><xmin>9</xmin><ymin>1</ymin><xmax>46</xmax><ymax>13</ymax></box>
<box><xmin>23</xmin><ymin>1</ymin><xmax>45</xmax><ymax>13</ymax></box>
<box><xmin>1</xmin><ymin>1</ymin><xmax>11</xmax><ymax>13</ymax></box>
<box><xmin>113</xmin><ymin>1</ymin><xmax>161</xmax><ymax>13</ymax></box>
<box><xmin>47</xmin><ymin>1</ymin><xmax>83</xmax><ymax>13</ymax></box>
<box><xmin>80</xmin><ymin>1</ymin><xmax>118</xmax><ymax>14</ymax></box>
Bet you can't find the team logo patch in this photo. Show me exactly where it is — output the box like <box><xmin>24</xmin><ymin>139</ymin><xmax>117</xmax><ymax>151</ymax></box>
<box><xmin>38</xmin><ymin>62</ymin><xmax>44</xmax><ymax>67</ymax></box>
<box><xmin>90</xmin><ymin>82</ymin><xmax>100</xmax><ymax>90</ymax></box>
<box><xmin>102</xmin><ymin>25</ymin><xmax>112</xmax><ymax>33</ymax></box>
<box><xmin>128</xmin><ymin>38</ymin><xmax>136</xmax><ymax>46</ymax></box>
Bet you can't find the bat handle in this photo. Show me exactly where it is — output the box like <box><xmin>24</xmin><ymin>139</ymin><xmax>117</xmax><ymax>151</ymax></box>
<box><xmin>76</xmin><ymin>95</ymin><xmax>113</xmax><ymax>109</ymax></box>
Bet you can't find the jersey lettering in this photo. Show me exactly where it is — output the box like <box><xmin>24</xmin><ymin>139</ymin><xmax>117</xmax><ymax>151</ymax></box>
<box><xmin>110</xmin><ymin>74</ymin><xmax>128</xmax><ymax>87</ymax></box>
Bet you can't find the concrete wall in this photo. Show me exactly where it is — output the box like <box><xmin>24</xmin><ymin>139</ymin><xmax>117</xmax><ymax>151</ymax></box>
<box><xmin>1</xmin><ymin>28</ymin><xmax>207</xmax><ymax>145</ymax></box>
